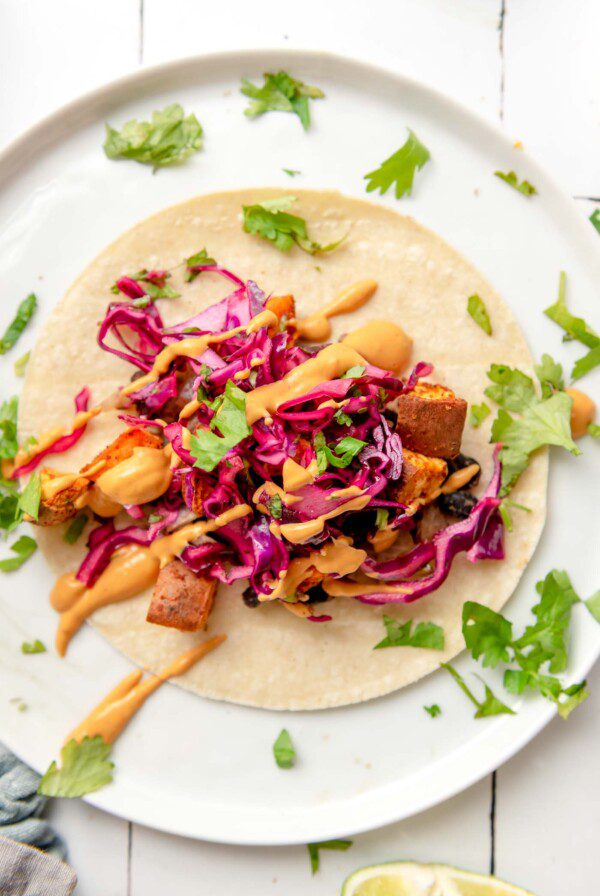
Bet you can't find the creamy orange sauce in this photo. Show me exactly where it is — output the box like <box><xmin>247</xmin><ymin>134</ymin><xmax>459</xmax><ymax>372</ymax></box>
<box><xmin>440</xmin><ymin>464</ymin><xmax>480</xmax><ymax>494</ymax></box>
<box><xmin>79</xmin><ymin>486</ymin><xmax>122</xmax><ymax>517</ymax></box>
<box><xmin>369</xmin><ymin>527</ymin><xmax>399</xmax><ymax>554</ymax></box>
<box><xmin>282</xmin><ymin>458</ymin><xmax>319</xmax><ymax>492</ymax></box>
<box><xmin>14</xmin><ymin>407</ymin><xmax>101</xmax><ymax>468</ymax></box>
<box><xmin>246</xmin><ymin>343</ymin><xmax>368</xmax><ymax>424</ymax></box>
<box><xmin>252</xmin><ymin>481</ymin><xmax>301</xmax><ymax>507</ymax></box>
<box><xmin>266</xmin><ymin>537</ymin><xmax>366</xmax><ymax>601</ymax></box>
<box><xmin>342</xmin><ymin>320</ymin><xmax>413</xmax><ymax>373</ymax></box>
<box><xmin>323</xmin><ymin>578</ymin><xmax>411</xmax><ymax>598</ymax></box>
<box><xmin>278</xmin><ymin>492</ymin><xmax>371</xmax><ymax>545</ymax></box>
<box><xmin>149</xmin><ymin>504</ymin><xmax>252</xmax><ymax>568</ymax></box>
<box><xmin>95</xmin><ymin>446</ymin><xmax>173</xmax><ymax>506</ymax></box>
<box><xmin>66</xmin><ymin>637</ymin><xmax>226</xmax><ymax>745</ymax></box>
<box><xmin>296</xmin><ymin>280</ymin><xmax>378</xmax><ymax>342</ymax></box>
<box><xmin>121</xmin><ymin>310</ymin><xmax>277</xmax><ymax>396</ymax></box>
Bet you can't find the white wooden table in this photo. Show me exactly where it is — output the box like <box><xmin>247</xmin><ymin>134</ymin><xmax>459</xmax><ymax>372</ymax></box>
<box><xmin>1</xmin><ymin>1</ymin><xmax>598</xmax><ymax>893</ymax></box>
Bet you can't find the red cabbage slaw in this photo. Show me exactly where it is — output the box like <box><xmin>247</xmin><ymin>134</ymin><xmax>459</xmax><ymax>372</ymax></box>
<box><xmin>12</xmin><ymin>387</ymin><xmax>92</xmax><ymax>479</ymax></box>
<box><xmin>37</xmin><ymin>263</ymin><xmax>504</xmax><ymax>612</ymax></box>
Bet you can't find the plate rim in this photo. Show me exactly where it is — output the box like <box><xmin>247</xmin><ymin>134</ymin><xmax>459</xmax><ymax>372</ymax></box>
<box><xmin>0</xmin><ymin>46</ymin><xmax>598</xmax><ymax>845</ymax></box>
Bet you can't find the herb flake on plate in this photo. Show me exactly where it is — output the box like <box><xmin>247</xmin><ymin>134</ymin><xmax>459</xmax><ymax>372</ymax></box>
<box><xmin>0</xmin><ymin>294</ymin><xmax>37</xmax><ymax>355</ymax></box>
<box><xmin>467</xmin><ymin>294</ymin><xmax>492</xmax><ymax>335</ymax></box>
<box><xmin>307</xmin><ymin>839</ymin><xmax>353</xmax><ymax>875</ymax></box>
<box><xmin>103</xmin><ymin>104</ymin><xmax>203</xmax><ymax>169</ymax></box>
<box><xmin>273</xmin><ymin>728</ymin><xmax>295</xmax><ymax>769</ymax></box>
<box><xmin>544</xmin><ymin>271</ymin><xmax>600</xmax><ymax>382</ymax></box>
<box><xmin>375</xmin><ymin>615</ymin><xmax>445</xmax><ymax>650</ymax></box>
<box><xmin>494</xmin><ymin>170</ymin><xmax>537</xmax><ymax>196</ymax></box>
<box><xmin>441</xmin><ymin>663</ymin><xmax>515</xmax><ymax>718</ymax></box>
<box><xmin>21</xmin><ymin>638</ymin><xmax>46</xmax><ymax>654</ymax></box>
<box><xmin>424</xmin><ymin>704</ymin><xmax>441</xmax><ymax>718</ymax></box>
<box><xmin>38</xmin><ymin>736</ymin><xmax>114</xmax><ymax>798</ymax></box>
<box><xmin>364</xmin><ymin>130</ymin><xmax>430</xmax><ymax>199</ymax></box>
<box><xmin>241</xmin><ymin>71</ymin><xmax>324</xmax><ymax>130</ymax></box>
<box><xmin>0</xmin><ymin>535</ymin><xmax>37</xmax><ymax>572</ymax></box>
<box><xmin>242</xmin><ymin>196</ymin><xmax>346</xmax><ymax>255</ymax></box>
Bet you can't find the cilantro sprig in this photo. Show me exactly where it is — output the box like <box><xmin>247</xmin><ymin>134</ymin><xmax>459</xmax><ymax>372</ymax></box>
<box><xmin>185</xmin><ymin>248</ymin><xmax>217</xmax><ymax>282</ymax></box>
<box><xmin>307</xmin><ymin>839</ymin><xmax>353</xmax><ymax>875</ymax></box>
<box><xmin>103</xmin><ymin>104</ymin><xmax>203</xmax><ymax>170</ymax></box>
<box><xmin>241</xmin><ymin>71</ymin><xmax>324</xmax><ymax>131</ymax></box>
<box><xmin>424</xmin><ymin>704</ymin><xmax>441</xmax><ymax>718</ymax></box>
<box><xmin>462</xmin><ymin>569</ymin><xmax>596</xmax><ymax>719</ymax></box>
<box><xmin>544</xmin><ymin>271</ymin><xmax>600</xmax><ymax>382</ymax></box>
<box><xmin>314</xmin><ymin>432</ymin><xmax>366</xmax><ymax>473</ymax></box>
<box><xmin>113</xmin><ymin>269</ymin><xmax>179</xmax><ymax>302</ymax></box>
<box><xmin>0</xmin><ymin>397</ymin><xmax>19</xmax><ymax>460</ymax></box>
<box><xmin>189</xmin><ymin>380</ymin><xmax>251</xmax><ymax>472</ymax></box>
<box><xmin>374</xmin><ymin>615</ymin><xmax>444</xmax><ymax>651</ymax></box>
<box><xmin>364</xmin><ymin>130</ymin><xmax>430</xmax><ymax>199</ymax></box>
<box><xmin>0</xmin><ymin>535</ymin><xmax>37</xmax><ymax>572</ymax></box>
<box><xmin>38</xmin><ymin>736</ymin><xmax>114</xmax><ymax>797</ymax></box>
<box><xmin>469</xmin><ymin>402</ymin><xmax>490</xmax><ymax>428</ymax></box>
<box><xmin>0</xmin><ymin>294</ymin><xmax>37</xmax><ymax>355</ymax></box>
<box><xmin>442</xmin><ymin>663</ymin><xmax>514</xmax><ymax>718</ymax></box>
<box><xmin>242</xmin><ymin>196</ymin><xmax>346</xmax><ymax>255</ymax></box>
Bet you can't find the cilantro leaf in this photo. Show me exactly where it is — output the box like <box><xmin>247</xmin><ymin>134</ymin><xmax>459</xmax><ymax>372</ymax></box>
<box><xmin>585</xmin><ymin>591</ymin><xmax>600</xmax><ymax>623</ymax></box>
<box><xmin>0</xmin><ymin>294</ymin><xmax>37</xmax><ymax>355</ymax></box>
<box><xmin>557</xmin><ymin>681</ymin><xmax>589</xmax><ymax>719</ymax></box>
<box><xmin>63</xmin><ymin>513</ymin><xmax>88</xmax><ymax>545</ymax></box>
<box><xmin>424</xmin><ymin>704</ymin><xmax>441</xmax><ymax>718</ymax></box>
<box><xmin>190</xmin><ymin>381</ymin><xmax>251</xmax><ymax>472</ymax></box>
<box><xmin>21</xmin><ymin>638</ymin><xmax>46</xmax><ymax>654</ymax></box>
<box><xmin>485</xmin><ymin>365</ymin><xmax>579</xmax><ymax>493</ymax></box>
<box><xmin>185</xmin><ymin>248</ymin><xmax>216</xmax><ymax>282</ymax></box>
<box><xmin>103</xmin><ymin>104</ymin><xmax>203</xmax><ymax>169</ymax></box>
<box><xmin>513</xmin><ymin>569</ymin><xmax>579</xmax><ymax>674</ymax></box>
<box><xmin>307</xmin><ymin>839</ymin><xmax>352</xmax><ymax>875</ymax></box>
<box><xmin>241</xmin><ymin>71</ymin><xmax>324</xmax><ymax>130</ymax></box>
<box><xmin>469</xmin><ymin>402</ymin><xmax>490</xmax><ymax>428</ymax></box>
<box><xmin>0</xmin><ymin>535</ymin><xmax>37</xmax><ymax>572</ymax></box>
<box><xmin>38</xmin><ymin>736</ymin><xmax>114</xmax><ymax>798</ymax></box>
<box><xmin>498</xmin><ymin>498</ymin><xmax>531</xmax><ymax>532</ymax></box>
<box><xmin>325</xmin><ymin>436</ymin><xmax>366</xmax><ymax>469</ymax></box>
<box><xmin>442</xmin><ymin>663</ymin><xmax>515</xmax><ymax>718</ymax></box>
<box><xmin>0</xmin><ymin>489</ymin><xmax>20</xmax><ymax>534</ymax></box>
<box><xmin>544</xmin><ymin>271</ymin><xmax>600</xmax><ymax>381</ymax></box>
<box><xmin>242</xmin><ymin>197</ymin><xmax>346</xmax><ymax>255</ymax></box>
<box><xmin>314</xmin><ymin>431</ymin><xmax>328</xmax><ymax>474</ymax></box>
<box><xmin>375</xmin><ymin>615</ymin><xmax>444</xmax><ymax>650</ymax></box>
<box><xmin>375</xmin><ymin>508</ymin><xmax>389</xmax><ymax>530</ymax></box>
<box><xmin>14</xmin><ymin>351</ymin><xmax>30</xmax><ymax>377</ymax></box>
<box><xmin>364</xmin><ymin>130</ymin><xmax>430</xmax><ymax>199</ymax></box>
<box><xmin>342</xmin><ymin>365</ymin><xmax>366</xmax><ymax>379</ymax></box>
<box><xmin>273</xmin><ymin>728</ymin><xmax>295</xmax><ymax>769</ymax></box>
<box><xmin>494</xmin><ymin>170</ymin><xmax>537</xmax><ymax>196</ymax></box>
<box><xmin>462</xmin><ymin>602</ymin><xmax>512</xmax><ymax>668</ymax></box>
<box><xmin>590</xmin><ymin>209</ymin><xmax>600</xmax><ymax>234</ymax></box>
<box><xmin>535</xmin><ymin>353</ymin><xmax>564</xmax><ymax>398</ymax></box>
<box><xmin>267</xmin><ymin>493</ymin><xmax>283</xmax><ymax>519</ymax></box>
<box><xmin>334</xmin><ymin>409</ymin><xmax>352</xmax><ymax>427</ymax></box>
<box><xmin>0</xmin><ymin>396</ymin><xmax>19</xmax><ymax>460</ymax></box>
<box><xmin>588</xmin><ymin>423</ymin><xmax>600</xmax><ymax>438</ymax></box>
<box><xmin>572</xmin><ymin>346</ymin><xmax>600</xmax><ymax>382</ymax></box>
<box><xmin>17</xmin><ymin>473</ymin><xmax>42</xmax><ymax>521</ymax></box>
<box><xmin>282</xmin><ymin>168</ymin><xmax>301</xmax><ymax>177</ymax></box>
<box><xmin>467</xmin><ymin>294</ymin><xmax>492</xmax><ymax>335</ymax></box>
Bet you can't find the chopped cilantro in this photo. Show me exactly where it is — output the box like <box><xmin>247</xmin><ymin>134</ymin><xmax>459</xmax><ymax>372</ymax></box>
<box><xmin>103</xmin><ymin>104</ymin><xmax>203</xmax><ymax>169</ymax></box>
<box><xmin>375</xmin><ymin>508</ymin><xmax>389</xmax><ymax>530</ymax></box>
<box><xmin>375</xmin><ymin>615</ymin><xmax>444</xmax><ymax>650</ymax></box>
<box><xmin>21</xmin><ymin>639</ymin><xmax>46</xmax><ymax>654</ymax></box>
<box><xmin>38</xmin><ymin>736</ymin><xmax>114</xmax><ymax>798</ymax></box>
<box><xmin>113</xmin><ymin>269</ymin><xmax>179</xmax><ymax>301</ymax></box>
<box><xmin>241</xmin><ymin>71</ymin><xmax>324</xmax><ymax>130</ymax></box>
<box><xmin>267</xmin><ymin>493</ymin><xmax>283</xmax><ymax>519</ymax></box>
<box><xmin>242</xmin><ymin>197</ymin><xmax>346</xmax><ymax>255</ymax></box>
<box><xmin>364</xmin><ymin>130</ymin><xmax>430</xmax><ymax>199</ymax></box>
<box><xmin>63</xmin><ymin>513</ymin><xmax>88</xmax><ymax>544</ymax></box>
<box><xmin>282</xmin><ymin>168</ymin><xmax>301</xmax><ymax>176</ymax></box>
<box><xmin>342</xmin><ymin>365</ymin><xmax>366</xmax><ymax>379</ymax></box>
<box><xmin>314</xmin><ymin>431</ymin><xmax>329</xmax><ymax>474</ymax></box>
<box><xmin>0</xmin><ymin>294</ymin><xmax>37</xmax><ymax>355</ymax></box>
<box><xmin>589</xmin><ymin>209</ymin><xmax>600</xmax><ymax>234</ymax></box>
<box><xmin>498</xmin><ymin>498</ymin><xmax>531</xmax><ymax>532</ymax></box>
<box><xmin>588</xmin><ymin>423</ymin><xmax>600</xmax><ymax>438</ymax></box>
<box><xmin>273</xmin><ymin>728</ymin><xmax>295</xmax><ymax>769</ymax></box>
<box><xmin>485</xmin><ymin>363</ymin><xmax>579</xmax><ymax>494</ymax></box>
<box><xmin>17</xmin><ymin>473</ymin><xmax>42</xmax><ymax>521</ymax></box>
<box><xmin>0</xmin><ymin>397</ymin><xmax>19</xmax><ymax>460</ymax></box>
<box><xmin>14</xmin><ymin>351</ymin><xmax>30</xmax><ymax>377</ymax></box>
<box><xmin>469</xmin><ymin>402</ymin><xmax>490</xmax><ymax>428</ymax></box>
<box><xmin>0</xmin><ymin>535</ymin><xmax>37</xmax><ymax>572</ymax></box>
<box><xmin>316</xmin><ymin>435</ymin><xmax>366</xmax><ymax>471</ymax></box>
<box><xmin>0</xmin><ymin>487</ymin><xmax>20</xmax><ymax>534</ymax></box>
<box><xmin>494</xmin><ymin>170</ymin><xmax>537</xmax><ymax>196</ymax></box>
<box><xmin>544</xmin><ymin>272</ymin><xmax>600</xmax><ymax>382</ymax></box>
<box><xmin>185</xmin><ymin>248</ymin><xmax>216</xmax><ymax>282</ymax></box>
<box><xmin>334</xmin><ymin>409</ymin><xmax>352</xmax><ymax>427</ymax></box>
<box><xmin>534</xmin><ymin>353</ymin><xmax>565</xmax><ymax>398</ymax></box>
<box><xmin>441</xmin><ymin>663</ymin><xmax>514</xmax><ymax>718</ymax></box>
<box><xmin>424</xmin><ymin>704</ymin><xmax>441</xmax><ymax>718</ymax></box>
<box><xmin>467</xmin><ymin>294</ymin><xmax>492</xmax><ymax>335</ymax></box>
<box><xmin>307</xmin><ymin>839</ymin><xmax>353</xmax><ymax>875</ymax></box>
<box><xmin>189</xmin><ymin>381</ymin><xmax>251</xmax><ymax>472</ymax></box>
<box><xmin>585</xmin><ymin>591</ymin><xmax>600</xmax><ymax>623</ymax></box>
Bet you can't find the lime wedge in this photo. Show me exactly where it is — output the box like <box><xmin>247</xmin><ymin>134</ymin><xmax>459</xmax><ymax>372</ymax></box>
<box><xmin>342</xmin><ymin>862</ymin><xmax>536</xmax><ymax>896</ymax></box>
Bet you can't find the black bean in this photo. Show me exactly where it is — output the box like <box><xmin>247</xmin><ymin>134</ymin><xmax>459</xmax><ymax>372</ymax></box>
<box><xmin>305</xmin><ymin>585</ymin><xmax>330</xmax><ymax>605</ymax></box>
<box><xmin>242</xmin><ymin>587</ymin><xmax>260</xmax><ymax>608</ymax></box>
<box><xmin>438</xmin><ymin>490</ymin><xmax>478</xmax><ymax>518</ymax></box>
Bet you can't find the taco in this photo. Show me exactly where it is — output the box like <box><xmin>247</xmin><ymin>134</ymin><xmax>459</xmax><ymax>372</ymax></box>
<box><xmin>17</xmin><ymin>189</ymin><xmax>546</xmax><ymax>710</ymax></box>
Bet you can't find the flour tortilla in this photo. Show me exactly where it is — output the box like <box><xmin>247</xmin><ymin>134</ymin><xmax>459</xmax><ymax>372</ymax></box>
<box><xmin>20</xmin><ymin>189</ymin><xmax>547</xmax><ymax>710</ymax></box>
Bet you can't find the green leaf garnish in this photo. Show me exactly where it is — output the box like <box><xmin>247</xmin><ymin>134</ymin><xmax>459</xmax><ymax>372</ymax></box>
<box><xmin>113</xmin><ymin>270</ymin><xmax>179</xmax><ymax>301</ymax></box>
<box><xmin>462</xmin><ymin>603</ymin><xmax>512</xmax><ymax>668</ymax></box>
<box><xmin>342</xmin><ymin>365</ymin><xmax>366</xmax><ymax>379</ymax></box>
<box><xmin>38</xmin><ymin>736</ymin><xmax>114</xmax><ymax>797</ymax></box>
<box><xmin>103</xmin><ymin>104</ymin><xmax>203</xmax><ymax>169</ymax></box>
<box><xmin>424</xmin><ymin>704</ymin><xmax>441</xmax><ymax>718</ymax></box>
<box><xmin>334</xmin><ymin>409</ymin><xmax>352</xmax><ymax>427</ymax></box>
<box><xmin>14</xmin><ymin>351</ymin><xmax>30</xmax><ymax>377</ymax></box>
<box><xmin>544</xmin><ymin>271</ymin><xmax>600</xmax><ymax>382</ymax></box>
<box><xmin>282</xmin><ymin>168</ymin><xmax>301</xmax><ymax>177</ymax></box>
<box><xmin>375</xmin><ymin>508</ymin><xmax>389</xmax><ymax>530</ymax></box>
<box><xmin>63</xmin><ymin>513</ymin><xmax>88</xmax><ymax>545</ymax></box>
<box><xmin>17</xmin><ymin>473</ymin><xmax>42</xmax><ymax>521</ymax></box>
<box><xmin>242</xmin><ymin>197</ymin><xmax>346</xmax><ymax>255</ymax></box>
<box><xmin>375</xmin><ymin>615</ymin><xmax>444</xmax><ymax>650</ymax></box>
<box><xmin>467</xmin><ymin>294</ymin><xmax>492</xmax><ymax>335</ymax></box>
<box><xmin>21</xmin><ymin>639</ymin><xmax>46</xmax><ymax>654</ymax></box>
<box><xmin>307</xmin><ymin>839</ymin><xmax>353</xmax><ymax>875</ymax></box>
<box><xmin>267</xmin><ymin>493</ymin><xmax>283</xmax><ymax>519</ymax></box>
<box><xmin>241</xmin><ymin>71</ymin><xmax>324</xmax><ymax>131</ymax></box>
<box><xmin>0</xmin><ymin>294</ymin><xmax>37</xmax><ymax>355</ymax></box>
<box><xmin>364</xmin><ymin>130</ymin><xmax>430</xmax><ymax>199</ymax></box>
<box><xmin>485</xmin><ymin>363</ymin><xmax>579</xmax><ymax>494</ymax></box>
<box><xmin>0</xmin><ymin>535</ymin><xmax>37</xmax><ymax>572</ymax></box>
<box><xmin>189</xmin><ymin>381</ymin><xmax>251</xmax><ymax>472</ymax></box>
<box><xmin>185</xmin><ymin>248</ymin><xmax>217</xmax><ymax>281</ymax></box>
<box><xmin>494</xmin><ymin>170</ymin><xmax>537</xmax><ymax>196</ymax></box>
<box><xmin>442</xmin><ymin>663</ymin><xmax>515</xmax><ymax>718</ymax></box>
<box><xmin>584</xmin><ymin>591</ymin><xmax>600</xmax><ymax>622</ymax></box>
<box><xmin>498</xmin><ymin>498</ymin><xmax>531</xmax><ymax>532</ymax></box>
<box><xmin>588</xmin><ymin>423</ymin><xmax>600</xmax><ymax>438</ymax></box>
<box><xmin>273</xmin><ymin>728</ymin><xmax>295</xmax><ymax>769</ymax></box>
<box><xmin>590</xmin><ymin>209</ymin><xmax>600</xmax><ymax>234</ymax></box>
<box><xmin>534</xmin><ymin>353</ymin><xmax>564</xmax><ymax>398</ymax></box>
<box><xmin>469</xmin><ymin>402</ymin><xmax>490</xmax><ymax>428</ymax></box>
<box><xmin>0</xmin><ymin>396</ymin><xmax>19</xmax><ymax>460</ymax></box>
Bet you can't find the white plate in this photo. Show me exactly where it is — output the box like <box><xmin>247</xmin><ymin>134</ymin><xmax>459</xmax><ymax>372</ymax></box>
<box><xmin>0</xmin><ymin>50</ymin><xmax>598</xmax><ymax>846</ymax></box>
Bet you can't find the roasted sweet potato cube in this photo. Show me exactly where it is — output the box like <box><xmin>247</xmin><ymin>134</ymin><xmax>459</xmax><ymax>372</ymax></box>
<box><xmin>394</xmin><ymin>449</ymin><xmax>447</xmax><ymax>512</ymax></box>
<box><xmin>297</xmin><ymin>567</ymin><xmax>326</xmax><ymax>593</ymax></box>
<box><xmin>80</xmin><ymin>428</ymin><xmax>163</xmax><ymax>481</ymax></box>
<box><xmin>37</xmin><ymin>470</ymin><xmax>90</xmax><ymax>526</ymax></box>
<box><xmin>182</xmin><ymin>471</ymin><xmax>212</xmax><ymax>516</ymax></box>
<box><xmin>395</xmin><ymin>382</ymin><xmax>467</xmax><ymax>458</ymax></box>
<box><xmin>266</xmin><ymin>294</ymin><xmax>296</xmax><ymax>336</ymax></box>
<box><xmin>146</xmin><ymin>560</ymin><xmax>217</xmax><ymax>632</ymax></box>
